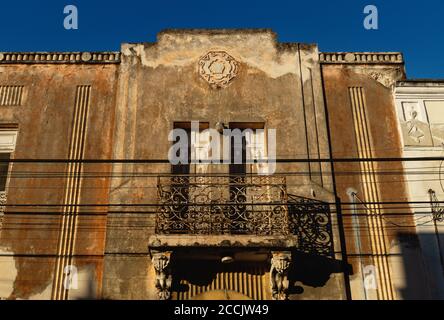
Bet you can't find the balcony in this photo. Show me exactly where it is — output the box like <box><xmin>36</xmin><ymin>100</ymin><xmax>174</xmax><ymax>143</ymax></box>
<box><xmin>0</xmin><ymin>191</ymin><xmax>6</xmax><ymax>230</ymax></box>
<box><xmin>156</xmin><ymin>175</ymin><xmax>287</xmax><ymax>235</ymax></box>
<box><xmin>153</xmin><ymin>175</ymin><xmax>333</xmax><ymax>257</ymax></box>
<box><xmin>149</xmin><ymin>175</ymin><xmax>334</xmax><ymax>300</ymax></box>
<box><xmin>0</xmin><ymin>191</ymin><xmax>5</xmax><ymax>209</ymax></box>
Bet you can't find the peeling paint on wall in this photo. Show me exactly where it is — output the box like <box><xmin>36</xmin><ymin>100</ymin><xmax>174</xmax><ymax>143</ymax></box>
<box><xmin>122</xmin><ymin>30</ymin><xmax>302</xmax><ymax>79</ymax></box>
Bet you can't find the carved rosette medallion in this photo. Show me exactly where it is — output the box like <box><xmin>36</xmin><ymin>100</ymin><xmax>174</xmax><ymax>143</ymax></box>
<box><xmin>198</xmin><ymin>51</ymin><xmax>239</xmax><ymax>88</ymax></box>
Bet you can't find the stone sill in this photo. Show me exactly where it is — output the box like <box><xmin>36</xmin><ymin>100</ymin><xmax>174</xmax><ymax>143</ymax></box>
<box><xmin>148</xmin><ymin>234</ymin><xmax>297</xmax><ymax>249</ymax></box>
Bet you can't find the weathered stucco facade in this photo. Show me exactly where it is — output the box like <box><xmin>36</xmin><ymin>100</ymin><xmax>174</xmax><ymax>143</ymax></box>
<box><xmin>0</xmin><ymin>29</ymin><xmax>441</xmax><ymax>300</ymax></box>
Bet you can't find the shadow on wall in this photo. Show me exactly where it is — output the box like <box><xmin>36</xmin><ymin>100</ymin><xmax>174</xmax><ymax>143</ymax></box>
<box><xmin>397</xmin><ymin>232</ymin><xmax>444</xmax><ymax>300</ymax></box>
<box><xmin>289</xmin><ymin>252</ymin><xmax>351</xmax><ymax>295</ymax></box>
<box><xmin>172</xmin><ymin>252</ymin><xmax>351</xmax><ymax>299</ymax></box>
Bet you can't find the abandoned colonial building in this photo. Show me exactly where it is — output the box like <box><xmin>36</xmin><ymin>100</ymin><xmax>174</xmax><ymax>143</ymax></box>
<box><xmin>0</xmin><ymin>29</ymin><xmax>442</xmax><ymax>300</ymax></box>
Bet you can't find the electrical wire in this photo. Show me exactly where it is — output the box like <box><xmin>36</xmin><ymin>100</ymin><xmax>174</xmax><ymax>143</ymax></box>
<box><xmin>351</xmin><ymin>192</ymin><xmax>435</xmax><ymax>228</ymax></box>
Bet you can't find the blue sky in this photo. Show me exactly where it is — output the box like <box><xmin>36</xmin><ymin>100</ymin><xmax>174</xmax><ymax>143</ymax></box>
<box><xmin>0</xmin><ymin>0</ymin><xmax>443</xmax><ymax>78</ymax></box>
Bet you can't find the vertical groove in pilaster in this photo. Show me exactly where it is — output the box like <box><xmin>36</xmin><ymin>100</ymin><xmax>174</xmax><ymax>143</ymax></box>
<box><xmin>175</xmin><ymin>265</ymin><xmax>267</xmax><ymax>300</ymax></box>
<box><xmin>348</xmin><ymin>87</ymin><xmax>395</xmax><ymax>300</ymax></box>
<box><xmin>309</xmin><ymin>68</ymin><xmax>323</xmax><ymax>186</ymax></box>
<box><xmin>0</xmin><ymin>85</ymin><xmax>24</xmax><ymax>106</ymax></box>
<box><xmin>52</xmin><ymin>85</ymin><xmax>91</xmax><ymax>300</ymax></box>
<box><xmin>297</xmin><ymin>45</ymin><xmax>312</xmax><ymax>180</ymax></box>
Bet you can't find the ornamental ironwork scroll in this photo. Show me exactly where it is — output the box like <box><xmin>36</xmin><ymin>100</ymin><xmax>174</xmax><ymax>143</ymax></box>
<box><xmin>155</xmin><ymin>175</ymin><xmax>333</xmax><ymax>256</ymax></box>
<box><xmin>156</xmin><ymin>175</ymin><xmax>288</xmax><ymax>235</ymax></box>
<box><xmin>429</xmin><ymin>189</ymin><xmax>444</xmax><ymax>222</ymax></box>
<box><xmin>0</xmin><ymin>191</ymin><xmax>6</xmax><ymax>232</ymax></box>
<box><xmin>287</xmin><ymin>194</ymin><xmax>334</xmax><ymax>257</ymax></box>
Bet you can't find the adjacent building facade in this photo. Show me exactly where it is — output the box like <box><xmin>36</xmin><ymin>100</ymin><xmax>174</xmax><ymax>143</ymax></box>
<box><xmin>0</xmin><ymin>29</ymin><xmax>442</xmax><ymax>300</ymax></box>
<box><xmin>393</xmin><ymin>81</ymin><xmax>444</xmax><ymax>299</ymax></box>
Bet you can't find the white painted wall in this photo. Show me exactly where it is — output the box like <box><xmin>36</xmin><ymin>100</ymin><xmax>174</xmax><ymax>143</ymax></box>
<box><xmin>395</xmin><ymin>82</ymin><xmax>444</xmax><ymax>299</ymax></box>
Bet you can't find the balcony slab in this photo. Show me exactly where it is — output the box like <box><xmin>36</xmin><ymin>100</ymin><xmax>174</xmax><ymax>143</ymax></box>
<box><xmin>148</xmin><ymin>234</ymin><xmax>298</xmax><ymax>249</ymax></box>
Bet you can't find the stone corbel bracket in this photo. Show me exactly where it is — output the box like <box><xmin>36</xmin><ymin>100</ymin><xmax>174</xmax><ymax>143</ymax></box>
<box><xmin>270</xmin><ymin>251</ymin><xmax>292</xmax><ymax>300</ymax></box>
<box><xmin>151</xmin><ymin>251</ymin><xmax>173</xmax><ymax>300</ymax></box>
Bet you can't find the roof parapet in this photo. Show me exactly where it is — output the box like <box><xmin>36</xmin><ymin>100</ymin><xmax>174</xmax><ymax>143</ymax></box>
<box><xmin>0</xmin><ymin>51</ymin><xmax>404</xmax><ymax>65</ymax></box>
<box><xmin>320</xmin><ymin>52</ymin><xmax>403</xmax><ymax>64</ymax></box>
<box><xmin>0</xmin><ymin>52</ymin><xmax>121</xmax><ymax>64</ymax></box>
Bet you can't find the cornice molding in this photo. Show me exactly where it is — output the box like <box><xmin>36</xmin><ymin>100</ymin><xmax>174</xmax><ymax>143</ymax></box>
<box><xmin>0</xmin><ymin>51</ymin><xmax>406</xmax><ymax>66</ymax></box>
<box><xmin>395</xmin><ymin>85</ymin><xmax>444</xmax><ymax>97</ymax></box>
<box><xmin>0</xmin><ymin>52</ymin><xmax>121</xmax><ymax>64</ymax></box>
<box><xmin>320</xmin><ymin>52</ymin><xmax>403</xmax><ymax>64</ymax></box>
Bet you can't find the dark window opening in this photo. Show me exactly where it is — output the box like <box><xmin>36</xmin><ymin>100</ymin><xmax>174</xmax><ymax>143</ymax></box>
<box><xmin>170</xmin><ymin>123</ymin><xmax>209</xmax><ymax>228</ymax></box>
<box><xmin>228</xmin><ymin>123</ymin><xmax>264</xmax><ymax>217</ymax></box>
<box><xmin>0</xmin><ymin>153</ymin><xmax>10</xmax><ymax>192</ymax></box>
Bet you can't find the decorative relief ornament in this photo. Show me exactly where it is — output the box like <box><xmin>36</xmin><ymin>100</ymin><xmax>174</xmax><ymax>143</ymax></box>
<box><xmin>368</xmin><ymin>71</ymin><xmax>394</xmax><ymax>88</ymax></box>
<box><xmin>152</xmin><ymin>251</ymin><xmax>172</xmax><ymax>300</ymax></box>
<box><xmin>81</xmin><ymin>52</ymin><xmax>92</xmax><ymax>62</ymax></box>
<box><xmin>354</xmin><ymin>67</ymin><xmax>404</xmax><ymax>88</ymax></box>
<box><xmin>270</xmin><ymin>251</ymin><xmax>292</xmax><ymax>300</ymax></box>
<box><xmin>198</xmin><ymin>51</ymin><xmax>239</xmax><ymax>88</ymax></box>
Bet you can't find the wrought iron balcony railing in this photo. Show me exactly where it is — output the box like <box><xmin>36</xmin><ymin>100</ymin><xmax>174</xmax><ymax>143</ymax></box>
<box><xmin>156</xmin><ymin>175</ymin><xmax>288</xmax><ymax>235</ymax></box>
<box><xmin>0</xmin><ymin>191</ymin><xmax>5</xmax><ymax>208</ymax></box>
<box><xmin>155</xmin><ymin>175</ymin><xmax>334</xmax><ymax>256</ymax></box>
<box><xmin>0</xmin><ymin>191</ymin><xmax>6</xmax><ymax>230</ymax></box>
<box><xmin>287</xmin><ymin>194</ymin><xmax>333</xmax><ymax>256</ymax></box>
